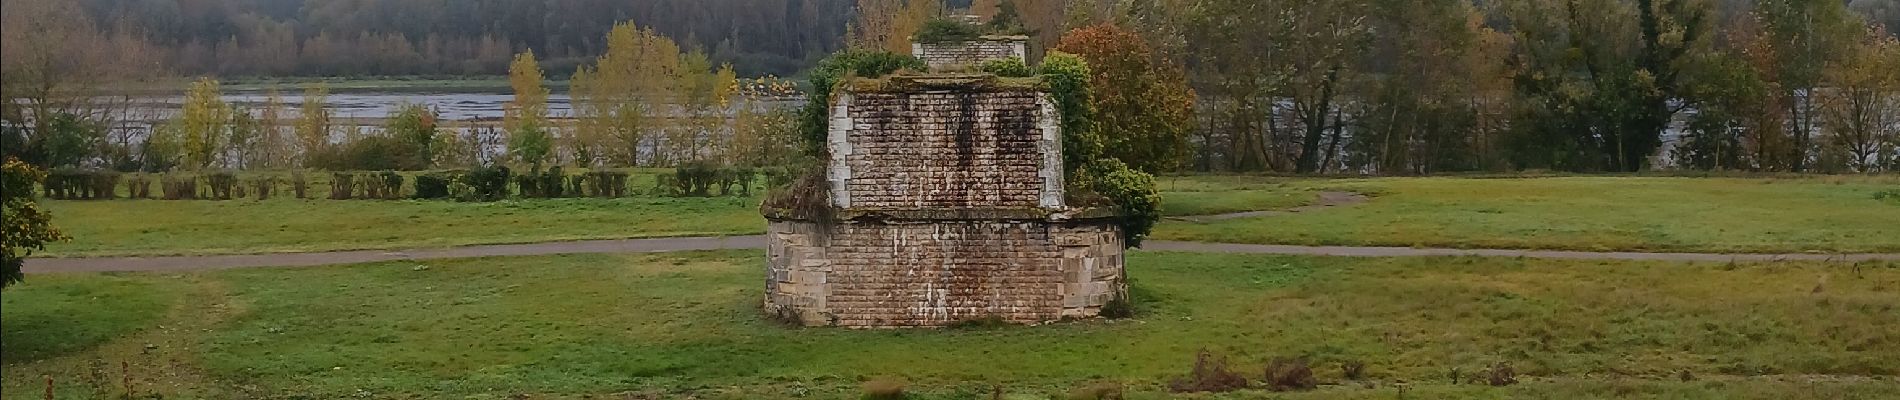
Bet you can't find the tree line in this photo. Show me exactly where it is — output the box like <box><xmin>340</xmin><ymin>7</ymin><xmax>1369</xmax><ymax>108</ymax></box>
<box><xmin>6</xmin><ymin>0</ymin><xmax>859</xmax><ymax>77</ymax></box>
<box><xmin>1079</xmin><ymin>0</ymin><xmax>1899</xmax><ymax>173</ymax></box>
<box><xmin>5</xmin><ymin>0</ymin><xmax>1899</xmax><ymax>175</ymax></box>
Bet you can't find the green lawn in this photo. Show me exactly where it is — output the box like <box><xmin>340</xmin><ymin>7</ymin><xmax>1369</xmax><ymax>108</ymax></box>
<box><xmin>1153</xmin><ymin>175</ymin><xmax>1320</xmax><ymax>216</ymax></box>
<box><xmin>40</xmin><ymin>196</ymin><xmax>764</xmax><ymax>257</ymax></box>
<box><xmin>1154</xmin><ymin>175</ymin><xmax>1900</xmax><ymax>253</ymax></box>
<box><xmin>5</xmin><ymin>252</ymin><xmax>1896</xmax><ymax>399</ymax></box>
<box><xmin>35</xmin><ymin>175</ymin><xmax>1900</xmax><ymax>257</ymax></box>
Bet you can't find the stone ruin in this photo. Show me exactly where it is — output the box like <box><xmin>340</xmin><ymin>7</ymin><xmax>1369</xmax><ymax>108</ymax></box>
<box><xmin>762</xmin><ymin>34</ymin><xmax>1127</xmax><ymax>329</ymax></box>
<box><xmin>912</xmin><ymin>35</ymin><xmax>1028</xmax><ymax>71</ymax></box>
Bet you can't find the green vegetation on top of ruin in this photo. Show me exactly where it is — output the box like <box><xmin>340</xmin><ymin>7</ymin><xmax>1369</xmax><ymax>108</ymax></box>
<box><xmin>5</xmin><ymin>251</ymin><xmax>1897</xmax><ymax>398</ymax></box>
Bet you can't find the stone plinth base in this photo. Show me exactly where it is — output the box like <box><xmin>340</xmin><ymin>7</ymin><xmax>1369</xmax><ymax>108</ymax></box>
<box><xmin>764</xmin><ymin>218</ymin><xmax>1125</xmax><ymax>328</ymax></box>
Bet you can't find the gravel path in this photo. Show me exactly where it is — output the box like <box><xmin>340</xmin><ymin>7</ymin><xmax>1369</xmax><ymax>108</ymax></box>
<box><xmin>25</xmin><ymin>235</ymin><xmax>1899</xmax><ymax>274</ymax></box>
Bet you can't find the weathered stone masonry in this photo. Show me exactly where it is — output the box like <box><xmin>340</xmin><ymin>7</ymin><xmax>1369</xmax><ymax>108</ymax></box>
<box><xmin>912</xmin><ymin>36</ymin><xmax>1029</xmax><ymax>70</ymax></box>
<box><xmin>766</xmin><ymin>219</ymin><xmax>1123</xmax><ymax>327</ymax></box>
<box><xmin>766</xmin><ymin>72</ymin><xmax>1127</xmax><ymax>328</ymax></box>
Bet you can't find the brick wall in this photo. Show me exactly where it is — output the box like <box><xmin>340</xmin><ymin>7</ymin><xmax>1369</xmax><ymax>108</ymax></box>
<box><xmin>765</xmin><ymin>219</ymin><xmax>1125</xmax><ymax>328</ymax></box>
<box><xmin>913</xmin><ymin>38</ymin><xmax>1027</xmax><ymax>70</ymax></box>
<box><xmin>828</xmin><ymin>89</ymin><xmax>1065</xmax><ymax>210</ymax></box>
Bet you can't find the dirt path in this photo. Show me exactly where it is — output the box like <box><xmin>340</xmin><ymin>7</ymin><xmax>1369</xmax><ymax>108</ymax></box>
<box><xmin>1168</xmin><ymin>191</ymin><xmax>1370</xmax><ymax>222</ymax></box>
<box><xmin>24</xmin><ymin>235</ymin><xmax>1900</xmax><ymax>274</ymax></box>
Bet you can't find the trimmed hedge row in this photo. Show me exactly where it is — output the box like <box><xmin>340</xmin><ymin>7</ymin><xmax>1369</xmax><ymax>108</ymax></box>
<box><xmin>37</xmin><ymin>166</ymin><xmax>759</xmax><ymax>202</ymax></box>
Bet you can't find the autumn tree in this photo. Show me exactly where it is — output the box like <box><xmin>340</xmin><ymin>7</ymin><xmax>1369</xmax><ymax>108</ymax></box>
<box><xmin>252</xmin><ymin>90</ymin><xmax>292</xmax><ymax>170</ymax></box>
<box><xmin>571</xmin><ymin>22</ymin><xmax>684</xmax><ymax>167</ymax></box>
<box><xmin>2</xmin><ymin>158</ymin><xmax>67</xmax><ymax>288</ymax></box>
<box><xmin>507</xmin><ymin>51</ymin><xmax>554</xmax><ymax>170</ymax></box>
<box><xmin>848</xmin><ymin>0</ymin><xmax>943</xmax><ymax>54</ymax></box>
<box><xmin>1502</xmin><ymin>0</ymin><xmax>1711</xmax><ymax>172</ymax></box>
<box><xmin>1756</xmin><ymin>0</ymin><xmax>1864</xmax><ymax>171</ymax></box>
<box><xmin>1349</xmin><ymin>0</ymin><xmax>1513</xmax><ymax>174</ymax></box>
<box><xmin>385</xmin><ymin>104</ymin><xmax>443</xmax><ymax>170</ymax></box>
<box><xmin>1181</xmin><ymin>0</ymin><xmax>1297</xmax><ymax>171</ymax></box>
<box><xmin>1819</xmin><ymin>27</ymin><xmax>1900</xmax><ymax>172</ymax></box>
<box><xmin>1284</xmin><ymin>0</ymin><xmax>1373</xmax><ymax>174</ymax></box>
<box><xmin>296</xmin><ymin>84</ymin><xmax>335</xmax><ymax>168</ymax></box>
<box><xmin>178</xmin><ymin>78</ymin><xmax>233</xmax><ymax>170</ymax></box>
<box><xmin>2</xmin><ymin>0</ymin><xmax>160</xmax><ymax>169</ymax></box>
<box><xmin>1055</xmin><ymin>23</ymin><xmax>1195</xmax><ymax>173</ymax></box>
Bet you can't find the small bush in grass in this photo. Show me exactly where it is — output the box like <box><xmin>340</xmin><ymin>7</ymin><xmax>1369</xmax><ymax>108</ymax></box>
<box><xmin>583</xmin><ymin>170</ymin><xmax>628</xmax><ymax>197</ymax></box>
<box><xmin>377</xmin><ymin>170</ymin><xmax>404</xmax><ymax>199</ymax></box>
<box><xmin>1341</xmin><ymin>360</ymin><xmax>1367</xmax><ymax>381</ymax></box>
<box><xmin>291</xmin><ymin>172</ymin><xmax>308</xmax><ymax>199</ymax></box>
<box><xmin>1877</xmin><ymin>190</ymin><xmax>1900</xmax><ymax>204</ymax></box>
<box><xmin>249</xmin><ymin>176</ymin><xmax>276</xmax><ymax>200</ymax></box>
<box><xmin>161</xmin><ymin>174</ymin><xmax>198</xmax><ymax>200</ymax></box>
<box><xmin>124</xmin><ymin>174</ymin><xmax>151</xmax><ymax>199</ymax></box>
<box><xmin>1065</xmin><ymin>381</ymin><xmax>1124</xmax><ymax>400</ymax></box>
<box><xmin>44</xmin><ymin>169</ymin><xmax>119</xmax><ymax>200</ymax></box>
<box><xmin>1263</xmin><ymin>358</ymin><xmax>1317</xmax><ymax>391</ymax></box>
<box><xmin>1484</xmin><ymin>362</ymin><xmax>1517</xmax><ymax>386</ymax></box>
<box><xmin>1167</xmin><ymin>350</ymin><xmax>1248</xmax><ymax>393</ymax></box>
<box><xmin>329</xmin><ymin>172</ymin><xmax>355</xmax><ymax>200</ymax></box>
<box><xmin>674</xmin><ymin>161</ymin><xmax>718</xmax><ymax>196</ymax></box>
<box><xmin>205</xmin><ymin>171</ymin><xmax>238</xmax><ymax>200</ymax></box>
<box><xmin>92</xmin><ymin>171</ymin><xmax>119</xmax><ymax>199</ymax></box>
<box><xmin>565</xmin><ymin>173</ymin><xmax>586</xmax><ymax>198</ymax></box>
<box><xmin>459</xmin><ymin>165</ymin><xmax>511</xmax><ymax>201</ymax></box>
<box><xmin>414</xmin><ymin>172</ymin><xmax>453</xmax><ymax>199</ymax></box>
<box><xmin>1099</xmin><ymin>296</ymin><xmax>1133</xmax><ymax>319</ymax></box>
<box><xmin>542</xmin><ymin>166</ymin><xmax>565</xmax><ymax>198</ymax></box>
<box><xmin>861</xmin><ymin>377</ymin><xmax>907</xmax><ymax>400</ymax></box>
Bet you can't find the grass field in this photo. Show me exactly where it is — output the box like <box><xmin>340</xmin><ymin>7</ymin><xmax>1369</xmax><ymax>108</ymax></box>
<box><xmin>5</xmin><ymin>252</ymin><xmax>1897</xmax><ymax>399</ymax></box>
<box><xmin>35</xmin><ymin>175</ymin><xmax>1900</xmax><ymax>257</ymax></box>
<box><xmin>1153</xmin><ymin>175</ymin><xmax>1900</xmax><ymax>253</ymax></box>
<box><xmin>39</xmin><ymin>168</ymin><xmax>766</xmax><ymax>257</ymax></box>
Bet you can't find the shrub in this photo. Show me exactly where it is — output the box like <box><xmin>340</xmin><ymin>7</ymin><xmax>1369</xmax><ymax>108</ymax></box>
<box><xmin>1341</xmin><ymin>360</ymin><xmax>1367</xmax><ymax>381</ymax></box>
<box><xmin>1070</xmin><ymin>159</ymin><xmax>1161</xmax><ymax>247</ymax></box>
<box><xmin>565</xmin><ymin>173</ymin><xmax>586</xmax><ymax>198</ymax></box>
<box><xmin>1065</xmin><ymin>381</ymin><xmax>1124</xmax><ymax>400</ymax></box>
<box><xmin>205</xmin><ymin>171</ymin><xmax>238</xmax><ymax>200</ymax></box>
<box><xmin>1484</xmin><ymin>362</ymin><xmax>1518</xmax><ymax>386</ymax></box>
<box><xmin>249</xmin><ymin>176</ymin><xmax>277</xmax><ymax>200</ymax></box>
<box><xmin>44</xmin><ymin>169</ymin><xmax>121</xmax><ymax>200</ymax></box>
<box><xmin>1263</xmin><ymin>358</ymin><xmax>1317</xmax><ymax>392</ymax></box>
<box><xmin>161</xmin><ymin>174</ymin><xmax>198</xmax><ymax>200</ymax></box>
<box><xmin>2</xmin><ymin>158</ymin><xmax>68</xmax><ymax>288</ymax></box>
<box><xmin>124</xmin><ymin>174</ymin><xmax>151</xmax><ymax>199</ymax></box>
<box><xmin>583</xmin><ymin>170</ymin><xmax>629</xmax><ymax>198</ymax></box>
<box><xmin>329</xmin><ymin>172</ymin><xmax>355</xmax><ymax>200</ymax></box>
<box><xmin>981</xmin><ymin>58</ymin><xmax>1035</xmax><ymax>78</ymax></box>
<box><xmin>1167</xmin><ymin>350</ymin><xmax>1249</xmax><ymax>393</ymax></box>
<box><xmin>665</xmin><ymin>162</ymin><xmax>756</xmax><ymax>197</ymax></box>
<box><xmin>1877</xmin><ymin>189</ymin><xmax>1900</xmax><ymax>204</ymax></box>
<box><xmin>291</xmin><ymin>172</ymin><xmax>309</xmax><ymax>199</ymax></box>
<box><xmin>306</xmin><ymin>135</ymin><xmax>426</xmax><ymax>171</ymax></box>
<box><xmin>798</xmin><ymin>50</ymin><xmax>926</xmax><ymax>156</ymax></box>
<box><xmin>541</xmin><ymin>166</ymin><xmax>565</xmax><ymax>198</ymax></box>
<box><xmin>458</xmin><ymin>165</ymin><xmax>511</xmax><ymax>201</ymax></box>
<box><xmin>860</xmin><ymin>377</ymin><xmax>907</xmax><ymax>400</ymax></box>
<box><xmin>673</xmin><ymin>161</ymin><xmax>719</xmax><ymax>196</ymax></box>
<box><xmin>414</xmin><ymin>172</ymin><xmax>453</xmax><ymax>199</ymax></box>
<box><xmin>718</xmin><ymin>166</ymin><xmax>756</xmax><ymax>196</ymax></box>
<box><xmin>1099</xmin><ymin>296</ymin><xmax>1134</xmax><ymax>319</ymax></box>
<box><xmin>378</xmin><ymin>171</ymin><xmax>404</xmax><ymax>199</ymax></box>
<box><xmin>915</xmin><ymin>18</ymin><xmax>983</xmax><ymax>43</ymax></box>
